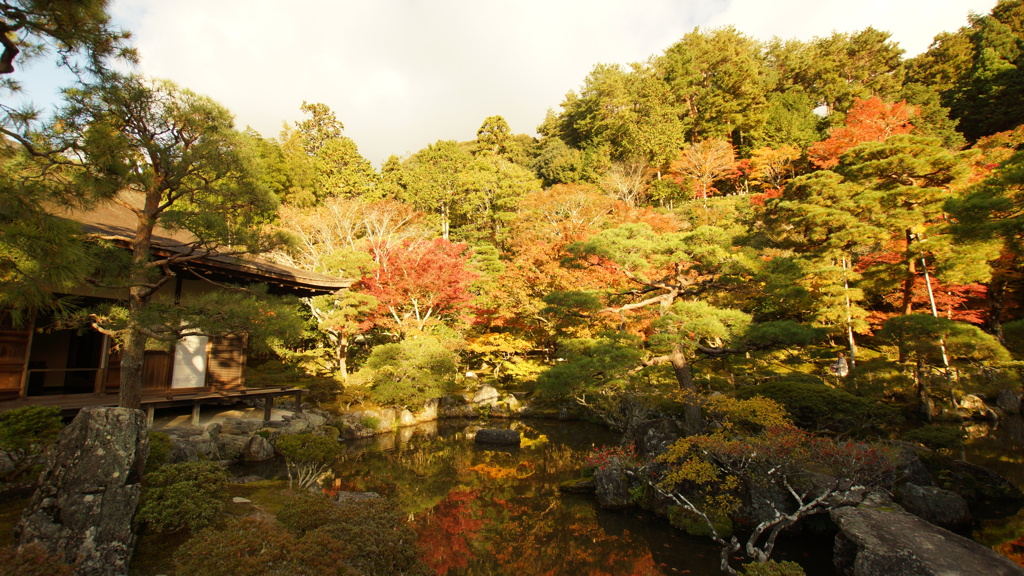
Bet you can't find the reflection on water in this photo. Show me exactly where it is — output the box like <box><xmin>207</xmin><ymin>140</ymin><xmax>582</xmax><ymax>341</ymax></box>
<box><xmin>297</xmin><ymin>418</ymin><xmax>833</xmax><ymax>576</ymax></box>
<box><xmin>966</xmin><ymin>415</ymin><xmax>1024</xmax><ymax>564</ymax></box>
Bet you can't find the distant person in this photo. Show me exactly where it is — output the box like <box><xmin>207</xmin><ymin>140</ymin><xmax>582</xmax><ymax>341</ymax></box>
<box><xmin>830</xmin><ymin>352</ymin><xmax>849</xmax><ymax>377</ymax></box>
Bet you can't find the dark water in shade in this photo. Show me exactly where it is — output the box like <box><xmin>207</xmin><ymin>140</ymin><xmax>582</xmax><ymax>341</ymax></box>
<box><xmin>289</xmin><ymin>418</ymin><xmax>838</xmax><ymax>576</ymax></box>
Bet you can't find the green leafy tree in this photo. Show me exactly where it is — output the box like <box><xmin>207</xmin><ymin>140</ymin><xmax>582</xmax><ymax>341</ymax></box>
<box><xmin>277</xmin><ymin>102</ymin><xmax>379</xmax><ymax>205</ymax></box>
<box><xmin>768</xmin><ymin>135</ymin><xmax>983</xmax><ymax>324</ymax></box>
<box><xmin>878</xmin><ymin>314</ymin><xmax>1010</xmax><ymax>419</ymax></box>
<box><xmin>352</xmin><ymin>336</ymin><xmax>459</xmax><ymax>407</ymax></box>
<box><xmin>0</xmin><ymin>0</ymin><xmax>134</xmax><ymax>134</ymax></box>
<box><xmin>651</xmin><ymin>27</ymin><xmax>772</xmax><ymax>145</ymax></box>
<box><xmin>400</xmin><ymin>140</ymin><xmax>474</xmax><ymax>239</ymax></box>
<box><xmin>547</xmin><ymin>223</ymin><xmax>807</xmax><ymax>434</ymax></box>
<box><xmin>51</xmin><ymin>74</ymin><xmax>296</xmax><ymax>409</ymax></box>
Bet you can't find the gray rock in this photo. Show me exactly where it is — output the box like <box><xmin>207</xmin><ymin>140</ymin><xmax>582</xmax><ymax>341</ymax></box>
<box><xmin>959</xmin><ymin>394</ymin><xmax>999</xmax><ymax>420</ymax></box>
<box><xmin>218</xmin><ymin>417</ymin><xmax>263</xmax><ymax>436</ymax></box>
<box><xmin>472</xmin><ymin>385</ymin><xmax>500</xmax><ymax>405</ymax></box>
<box><xmin>997</xmin><ymin>388</ymin><xmax>1022</xmax><ymax>415</ymax></box>
<box><xmin>503</xmin><ymin>394</ymin><xmax>523</xmax><ymax>414</ymax></box>
<box><xmin>416</xmin><ymin>398</ymin><xmax>439</xmax><ymax>423</ymax></box>
<box><xmin>216</xmin><ymin>433</ymin><xmax>249</xmax><ymax>461</ymax></box>
<box><xmin>474</xmin><ymin>428</ymin><xmax>521</xmax><ymax>446</ymax></box>
<box><xmin>232</xmin><ymin>497</ymin><xmax>251</xmax><ymax>504</ymax></box>
<box><xmin>399</xmin><ymin>409</ymin><xmax>417</xmax><ymax>427</ymax></box>
<box><xmin>243</xmin><ymin>434</ymin><xmax>275</xmax><ymax>462</ymax></box>
<box><xmin>831</xmin><ymin>505</ymin><xmax>1024</xmax><ymax>576</ymax></box>
<box><xmin>163</xmin><ymin>427</ymin><xmax>219</xmax><ymax>462</ymax></box>
<box><xmin>593</xmin><ymin>461</ymin><xmax>635</xmax><ymax>509</ymax></box>
<box><xmin>14</xmin><ymin>407</ymin><xmax>149</xmax><ymax>576</ymax></box>
<box><xmin>893</xmin><ymin>445</ymin><xmax>935</xmax><ymax>487</ymax></box>
<box><xmin>624</xmin><ymin>418</ymin><xmax>683</xmax><ymax>459</ymax></box>
<box><xmin>897</xmin><ymin>483</ymin><xmax>971</xmax><ymax>529</ymax></box>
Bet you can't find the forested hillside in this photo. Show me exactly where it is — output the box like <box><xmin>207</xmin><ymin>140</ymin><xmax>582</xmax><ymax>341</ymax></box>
<box><xmin>3</xmin><ymin>1</ymin><xmax>1024</xmax><ymax>426</ymax></box>
<box><xmin>222</xmin><ymin>0</ymin><xmax>1024</xmax><ymax>431</ymax></box>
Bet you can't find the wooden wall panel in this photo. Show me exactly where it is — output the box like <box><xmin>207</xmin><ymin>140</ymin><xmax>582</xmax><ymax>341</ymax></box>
<box><xmin>206</xmin><ymin>334</ymin><xmax>247</xmax><ymax>390</ymax></box>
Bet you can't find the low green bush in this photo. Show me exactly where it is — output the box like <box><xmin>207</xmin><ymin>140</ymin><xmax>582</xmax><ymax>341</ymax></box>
<box><xmin>740</xmin><ymin>560</ymin><xmax>807</xmax><ymax>576</ymax></box>
<box><xmin>145</xmin><ymin>431</ymin><xmax>173</xmax><ymax>473</ymax></box>
<box><xmin>904</xmin><ymin>424</ymin><xmax>965</xmax><ymax>451</ymax></box>
<box><xmin>276</xmin><ymin>432</ymin><xmax>342</xmax><ymax>490</ymax></box>
<box><xmin>736</xmin><ymin>379</ymin><xmax>900</xmax><ymax>435</ymax></box>
<box><xmin>174</xmin><ymin>495</ymin><xmax>429</xmax><ymax>576</ymax></box>
<box><xmin>137</xmin><ymin>460</ymin><xmax>228</xmax><ymax>534</ymax></box>
<box><xmin>0</xmin><ymin>406</ymin><xmax>63</xmax><ymax>479</ymax></box>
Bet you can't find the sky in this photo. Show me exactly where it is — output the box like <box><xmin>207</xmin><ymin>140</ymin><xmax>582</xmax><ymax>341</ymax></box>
<box><xmin>11</xmin><ymin>0</ymin><xmax>1000</xmax><ymax>166</ymax></box>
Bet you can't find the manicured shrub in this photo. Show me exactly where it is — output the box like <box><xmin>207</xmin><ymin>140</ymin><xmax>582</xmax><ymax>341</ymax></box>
<box><xmin>315</xmin><ymin>496</ymin><xmax>430</xmax><ymax>576</ymax></box>
<box><xmin>175</xmin><ymin>496</ymin><xmax>429</xmax><ymax>576</ymax></box>
<box><xmin>276</xmin><ymin>493</ymin><xmax>345</xmax><ymax>535</ymax></box>
<box><xmin>144</xmin><ymin>431</ymin><xmax>173</xmax><ymax>473</ymax></box>
<box><xmin>904</xmin><ymin>424</ymin><xmax>965</xmax><ymax>452</ymax></box>
<box><xmin>0</xmin><ymin>406</ymin><xmax>63</xmax><ymax>478</ymax></box>
<box><xmin>736</xmin><ymin>379</ymin><xmax>899</xmax><ymax>434</ymax></box>
<box><xmin>173</xmin><ymin>517</ymin><xmax>297</xmax><ymax>576</ymax></box>
<box><xmin>137</xmin><ymin>460</ymin><xmax>228</xmax><ymax>533</ymax></box>
<box><xmin>275</xmin><ymin>432</ymin><xmax>342</xmax><ymax>490</ymax></box>
<box><xmin>351</xmin><ymin>336</ymin><xmax>459</xmax><ymax>407</ymax></box>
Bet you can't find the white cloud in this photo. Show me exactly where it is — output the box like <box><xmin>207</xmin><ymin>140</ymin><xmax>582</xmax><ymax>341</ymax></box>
<box><xmin>100</xmin><ymin>0</ymin><xmax>998</xmax><ymax>165</ymax></box>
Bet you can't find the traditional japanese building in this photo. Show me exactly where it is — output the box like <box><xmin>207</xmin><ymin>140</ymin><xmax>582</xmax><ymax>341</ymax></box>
<box><xmin>0</xmin><ymin>194</ymin><xmax>348</xmax><ymax>422</ymax></box>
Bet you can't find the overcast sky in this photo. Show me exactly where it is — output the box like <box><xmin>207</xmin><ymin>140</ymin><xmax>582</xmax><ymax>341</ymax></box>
<box><xmin>13</xmin><ymin>0</ymin><xmax>1000</xmax><ymax>166</ymax></box>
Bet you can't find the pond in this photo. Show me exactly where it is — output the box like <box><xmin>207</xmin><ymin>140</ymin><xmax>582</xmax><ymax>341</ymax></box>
<box><xmin>241</xmin><ymin>418</ymin><xmax>837</xmax><ymax>576</ymax></box>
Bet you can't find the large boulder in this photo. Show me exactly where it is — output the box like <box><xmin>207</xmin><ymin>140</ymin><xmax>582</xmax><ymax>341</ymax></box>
<box><xmin>215</xmin><ymin>433</ymin><xmax>249</xmax><ymax>462</ymax></box>
<box><xmin>997</xmin><ymin>388</ymin><xmax>1022</xmax><ymax>415</ymax></box>
<box><xmin>474</xmin><ymin>428</ymin><xmax>521</xmax><ymax>446</ymax></box>
<box><xmin>162</xmin><ymin>426</ymin><xmax>219</xmax><ymax>462</ymax></box>
<box><xmin>897</xmin><ymin>483</ymin><xmax>972</xmax><ymax>530</ymax></box>
<box><xmin>593</xmin><ymin>461</ymin><xmax>635</xmax><ymax>509</ymax></box>
<box><xmin>14</xmin><ymin>407</ymin><xmax>149</xmax><ymax>576</ymax></box>
<box><xmin>831</xmin><ymin>504</ymin><xmax>1024</xmax><ymax>576</ymax></box>
<box><xmin>243</xmin><ymin>434</ymin><xmax>276</xmax><ymax>462</ymax></box>
<box><xmin>929</xmin><ymin>456</ymin><xmax>1024</xmax><ymax>503</ymax></box>
<box><xmin>624</xmin><ymin>418</ymin><xmax>684</xmax><ymax>459</ymax></box>
<box><xmin>472</xmin><ymin>385</ymin><xmax>500</xmax><ymax>406</ymax></box>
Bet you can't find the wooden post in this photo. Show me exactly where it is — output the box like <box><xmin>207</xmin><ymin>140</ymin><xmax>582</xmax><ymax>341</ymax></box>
<box><xmin>263</xmin><ymin>395</ymin><xmax>273</xmax><ymax>421</ymax></box>
<box><xmin>191</xmin><ymin>402</ymin><xmax>201</xmax><ymax>427</ymax></box>
<box><xmin>146</xmin><ymin>405</ymin><xmax>155</xmax><ymax>428</ymax></box>
<box><xmin>294</xmin><ymin>390</ymin><xmax>303</xmax><ymax>413</ymax></box>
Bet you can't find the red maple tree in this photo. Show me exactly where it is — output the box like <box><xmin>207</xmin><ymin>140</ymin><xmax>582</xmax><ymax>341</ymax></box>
<box><xmin>356</xmin><ymin>238</ymin><xmax>478</xmax><ymax>334</ymax></box>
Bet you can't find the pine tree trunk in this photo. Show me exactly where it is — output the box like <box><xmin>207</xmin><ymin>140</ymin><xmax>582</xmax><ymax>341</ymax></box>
<box><xmin>337</xmin><ymin>335</ymin><xmax>349</xmax><ymax>380</ymax></box>
<box><xmin>669</xmin><ymin>344</ymin><xmax>704</xmax><ymax>436</ymax></box>
<box><xmin>901</xmin><ymin>230</ymin><xmax>917</xmax><ymax>315</ymax></box>
<box><xmin>916</xmin><ymin>357</ymin><xmax>932</xmax><ymax>423</ymax></box>
<box><xmin>119</xmin><ymin>323</ymin><xmax>145</xmax><ymax>410</ymax></box>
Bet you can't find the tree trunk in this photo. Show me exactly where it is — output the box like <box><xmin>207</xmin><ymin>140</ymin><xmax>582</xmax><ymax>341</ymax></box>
<box><xmin>986</xmin><ymin>275</ymin><xmax>1007</xmax><ymax>340</ymax></box>
<box><xmin>901</xmin><ymin>230</ymin><xmax>917</xmax><ymax>315</ymax></box>
<box><xmin>669</xmin><ymin>344</ymin><xmax>704</xmax><ymax>436</ymax></box>
<box><xmin>119</xmin><ymin>324</ymin><xmax>145</xmax><ymax>410</ymax></box>
<box><xmin>916</xmin><ymin>357</ymin><xmax>933</xmax><ymax>423</ymax></box>
<box><xmin>336</xmin><ymin>334</ymin><xmax>349</xmax><ymax>381</ymax></box>
<box><xmin>120</xmin><ymin>188</ymin><xmax>159</xmax><ymax>410</ymax></box>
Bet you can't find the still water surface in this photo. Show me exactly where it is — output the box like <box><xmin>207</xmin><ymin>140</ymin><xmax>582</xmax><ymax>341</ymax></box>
<box><xmin>308</xmin><ymin>419</ymin><xmax>835</xmax><ymax>576</ymax></box>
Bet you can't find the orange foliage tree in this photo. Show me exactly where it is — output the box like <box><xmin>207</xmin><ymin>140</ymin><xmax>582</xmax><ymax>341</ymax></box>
<box><xmin>808</xmin><ymin>97</ymin><xmax>917</xmax><ymax>169</ymax></box>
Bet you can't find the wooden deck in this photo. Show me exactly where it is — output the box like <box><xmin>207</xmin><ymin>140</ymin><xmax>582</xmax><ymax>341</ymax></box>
<box><xmin>0</xmin><ymin>386</ymin><xmax>305</xmax><ymax>427</ymax></box>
